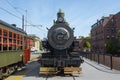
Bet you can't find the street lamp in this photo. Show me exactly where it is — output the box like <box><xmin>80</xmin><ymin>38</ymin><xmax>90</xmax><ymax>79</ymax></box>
<box><xmin>14</xmin><ymin>7</ymin><xmax>27</xmax><ymax>32</ymax></box>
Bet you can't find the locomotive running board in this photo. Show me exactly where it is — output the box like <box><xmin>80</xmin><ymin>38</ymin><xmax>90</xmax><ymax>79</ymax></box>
<box><xmin>40</xmin><ymin>67</ymin><xmax>57</xmax><ymax>74</ymax></box>
<box><xmin>64</xmin><ymin>67</ymin><xmax>82</xmax><ymax>74</ymax></box>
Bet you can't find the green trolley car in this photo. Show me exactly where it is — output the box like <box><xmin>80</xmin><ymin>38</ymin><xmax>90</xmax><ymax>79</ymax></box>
<box><xmin>0</xmin><ymin>20</ymin><xmax>30</xmax><ymax>79</ymax></box>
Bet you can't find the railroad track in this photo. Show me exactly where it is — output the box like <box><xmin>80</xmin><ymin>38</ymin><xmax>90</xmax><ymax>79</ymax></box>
<box><xmin>45</xmin><ymin>74</ymin><xmax>77</xmax><ymax>80</ymax></box>
<box><xmin>72</xmin><ymin>75</ymin><xmax>76</xmax><ymax>80</ymax></box>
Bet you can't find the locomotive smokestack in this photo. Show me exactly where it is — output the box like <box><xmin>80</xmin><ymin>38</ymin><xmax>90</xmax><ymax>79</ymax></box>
<box><xmin>57</xmin><ymin>9</ymin><xmax>65</xmax><ymax>22</ymax></box>
<box><xmin>57</xmin><ymin>9</ymin><xmax>64</xmax><ymax>18</ymax></box>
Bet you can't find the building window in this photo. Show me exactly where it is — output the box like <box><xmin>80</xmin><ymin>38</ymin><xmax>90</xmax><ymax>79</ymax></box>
<box><xmin>112</xmin><ymin>35</ymin><xmax>115</xmax><ymax>39</ymax></box>
<box><xmin>106</xmin><ymin>28</ymin><xmax>110</xmax><ymax>32</ymax></box>
<box><xmin>111</xmin><ymin>19</ymin><xmax>116</xmax><ymax>24</ymax></box>
<box><xmin>111</xmin><ymin>28</ymin><xmax>116</xmax><ymax>32</ymax></box>
<box><xmin>106</xmin><ymin>35</ymin><xmax>110</xmax><ymax>39</ymax></box>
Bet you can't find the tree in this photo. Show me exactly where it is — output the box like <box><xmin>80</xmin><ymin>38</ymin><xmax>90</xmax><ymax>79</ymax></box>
<box><xmin>106</xmin><ymin>30</ymin><xmax>120</xmax><ymax>54</ymax></box>
<box><xmin>116</xmin><ymin>30</ymin><xmax>120</xmax><ymax>53</ymax></box>
<box><xmin>39</xmin><ymin>43</ymin><xmax>43</xmax><ymax>50</ymax></box>
<box><xmin>83</xmin><ymin>41</ymin><xmax>91</xmax><ymax>52</ymax></box>
<box><xmin>106</xmin><ymin>39</ymin><xmax>117</xmax><ymax>53</ymax></box>
<box><xmin>85</xmin><ymin>36</ymin><xmax>91</xmax><ymax>39</ymax></box>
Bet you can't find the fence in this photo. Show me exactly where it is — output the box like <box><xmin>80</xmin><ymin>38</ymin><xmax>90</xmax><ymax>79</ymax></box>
<box><xmin>81</xmin><ymin>52</ymin><xmax>120</xmax><ymax>70</ymax></box>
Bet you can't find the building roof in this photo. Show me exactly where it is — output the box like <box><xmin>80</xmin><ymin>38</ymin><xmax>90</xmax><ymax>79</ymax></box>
<box><xmin>91</xmin><ymin>16</ymin><xmax>110</xmax><ymax>29</ymax></box>
<box><xmin>28</xmin><ymin>34</ymin><xmax>40</xmax><ymax>40</ymax></box>
<box><xmin>0</xmin><ymin>19</ymin><xmax>26</xmax><ymax>34</ymax></box>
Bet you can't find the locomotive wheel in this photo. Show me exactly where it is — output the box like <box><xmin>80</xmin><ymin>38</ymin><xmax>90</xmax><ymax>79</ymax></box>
<box><xmin>9</xmin><ymin>67</ymin><xmax>15</xmax><ymax>74</ymax></box>
<box><xmin>0</xmin><ymin>69</ymin><xmax>2</xmax><ymax>80</ymax></box>
<box><xmin>2</xmin><ymin>68</ymin><xmax>10</xmax><ymax>77</ymax></box>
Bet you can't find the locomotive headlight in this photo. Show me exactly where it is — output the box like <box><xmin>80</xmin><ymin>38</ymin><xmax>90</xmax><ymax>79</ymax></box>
<box><xmin>58</xmin><ymin>17</ymin><xmax>63</xmax><ymax>22</ymax></box>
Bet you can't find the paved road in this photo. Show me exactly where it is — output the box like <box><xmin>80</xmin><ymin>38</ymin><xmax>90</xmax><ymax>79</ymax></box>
<box><xmin>5</xmin><ymin>58</ymin><xmax>120</xmax><ymax>80</ymax></box>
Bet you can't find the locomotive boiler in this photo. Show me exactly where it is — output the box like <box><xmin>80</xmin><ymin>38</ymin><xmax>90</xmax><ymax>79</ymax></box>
<box><xmin>39</xmin><ymin>9</ymin><xmax>83</xmax><ymax>74</ymax></box>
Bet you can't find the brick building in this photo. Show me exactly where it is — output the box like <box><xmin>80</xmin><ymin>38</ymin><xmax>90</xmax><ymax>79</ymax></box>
<box><xmin>91</xmin><ymin>12</ymin><xmax>120</xmax><ymax>53</ymax></box>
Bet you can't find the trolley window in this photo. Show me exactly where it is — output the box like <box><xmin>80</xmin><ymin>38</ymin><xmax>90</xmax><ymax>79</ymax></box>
<box><xmin>0</xmin><ymin>44</ymin><xmax>2</xmax><ymax>50</ymax></box>
<box><xmin>14</xmin><ymin>40</ymin><xmax>16</xmax><ymax>43</ymax></box>
<box><xmin>9</xmin><ymin>32</ymin><xmax>12</xmax><ymax>37</ymax></box>
<box><xmin>17</xmin><ymin>40</ymin><xmax>19</xmax><ymax>44</ymax></box>
<box><xmin>17</xmin><ymin>34</ymin><xmax>19</xmax><ymax>39</ymax></box>
<box><xmin>0</xmin><ymin>29</ymin><xmax>2</xmax><ymax>35</ymax></box>
<box><xmin>9</xmin><ymin>39</ymin><xmax>12</xmax><ymax>43</ymax></box>
<box><xmin>3</xmin><ymin>38</ymin><xmax>7</xmax><ymax>43</ymax></box>
<box><xmin>13</xmin><ymin>45</ymin><xmax>16</xmax><ymax>50</ymax></box>
<box><xmin>9</xmin><ymin>44</ymin><xmax>12</xmax><ymax>50</ymax></box>
<box><xmin>14</xmin><ymin>34</ymin><xmax>16</xmax><ymax>38</ymax></box>
<box><xmin>4</xmin><ymin>31</ymin><xmax>7</xmax><ymax>36</ymax></box>
<box><xmin>0</xmin><ymin>37</ymin><xmax>1</xmax><ymax>42</ymax></box>
<box><xmin>3</xmin><ymin>44</ymin><xmax>7</xmax><ymax>50</ymax></box>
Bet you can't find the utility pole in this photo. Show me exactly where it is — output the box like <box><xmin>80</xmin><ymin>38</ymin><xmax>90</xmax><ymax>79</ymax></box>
<box><xmin>14</xmin><ymin>7</ymin><xmax>27</xmax><ymax>32</ymax></box>
<box><xmin>25</xmin><ymin>10</ymin><xmax>27</xmax><ymax>32</ymax></box>
<box><xmin>22</xmin><ymin>15</ymin><xmax>24</xmax><ymax>30</ymax></box>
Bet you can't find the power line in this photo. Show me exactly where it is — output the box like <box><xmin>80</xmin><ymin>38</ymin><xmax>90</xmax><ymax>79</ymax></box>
<box><xmin>5</xmin><ymin>0</ymin><xmax>15</xmax><ymax>9</ymax></box>
<box><xmin>5</xmin><ymin>0</ymin><xmax>23</xmax><ymax>15</ymax></box>
<box><xmin>1</xmin><ymin>0</ymin><xmax>47</xmax><ymax>33</ymax></box>
<box><xmin>0</xmin><ymin>7</ymin><xmax>21</xmax><ymax>20</ymax></box>
<box><xmin>5</xmin><ymin>0</ymin><xmax>47</xmax><ymax>32</ymax></box>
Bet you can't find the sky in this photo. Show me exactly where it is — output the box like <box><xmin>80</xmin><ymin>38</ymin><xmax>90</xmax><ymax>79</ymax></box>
<box><xmin>0</xmin><ymin>0</ymin><xmax>120</xmax><ymax>39</ymax></box>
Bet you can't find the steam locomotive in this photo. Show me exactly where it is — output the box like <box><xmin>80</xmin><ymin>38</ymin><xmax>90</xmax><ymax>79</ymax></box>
<box><xmin>39</xmin><ymin>9</ymin><xmax>83</xmax><ymax>74</ymax></box>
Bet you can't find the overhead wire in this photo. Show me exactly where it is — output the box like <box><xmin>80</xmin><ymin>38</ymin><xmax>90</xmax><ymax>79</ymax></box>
<box><xmin>5</xmin><ymin>0</ymin><xmax>47</xmax><ymax>33</ymax></box>
<box><xmin>5</xmin><ymin>0</ymin><xmax>23</xmax><ymax>15</ymax></box>
<box><xmin>0</xmin><ymin>7</ymin><xmax>21</xmax><ymax>20</ymax></box>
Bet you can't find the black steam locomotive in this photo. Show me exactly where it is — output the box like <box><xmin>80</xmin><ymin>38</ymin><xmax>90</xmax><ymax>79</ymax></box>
<box><xmin>39</xmin><ymin>9</ymin><xmax>83</xmax><ymax>74</ymax></box>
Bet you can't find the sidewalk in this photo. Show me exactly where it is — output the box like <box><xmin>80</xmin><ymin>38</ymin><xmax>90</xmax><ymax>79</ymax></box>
<box><xmin>84</xmin><ymin>58</ymin><xmax>120</xmax><ymax>74</ymax></box>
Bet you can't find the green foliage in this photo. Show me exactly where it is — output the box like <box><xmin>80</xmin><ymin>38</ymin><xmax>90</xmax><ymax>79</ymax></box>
<box><xmin>117</xmin><ymin>30</ymin><xmax>120</xmax><ymax>41</ymax></box>
<box><xmin>117</xmin><ymin>30</ymin><xmax>120</xmax><ymax>53</ymax></box>
<box><xmin>39</xmin><ymin>43</ymin><xmax>43</xmax><ymax>50</ymax></box>
<box><xmin>106</xmin><ymin>39</ymin><xmax>117</xmax><ymax>53</ymax></box>
<box><xmin>83</xmin><ymin>41</ymin><xmax>91</xmax><ymax>48</ymax></box>
<box><xmin>85</xmin><ymin>36</ymin><xmax>91</xmax><ymax>39</ymax></box>
<box><xmin>106</xmin><ymin>30</ymin><xmax>120</xmax><ymax>54</ymax></box>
